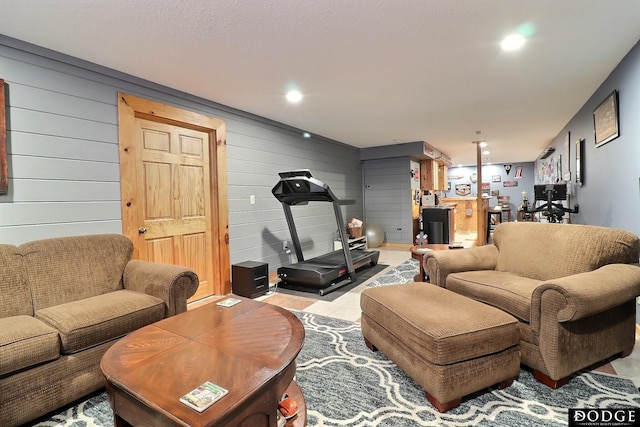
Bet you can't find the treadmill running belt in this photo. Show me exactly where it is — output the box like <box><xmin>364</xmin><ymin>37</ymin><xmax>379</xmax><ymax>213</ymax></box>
<box><xmin>277</xmin><ymin>249</ymin><xmax>378</xmax><ymax>288</ymax></box>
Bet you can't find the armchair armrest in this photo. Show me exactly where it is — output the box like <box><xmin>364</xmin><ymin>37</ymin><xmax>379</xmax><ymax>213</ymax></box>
<box><xmin>123</xmin><ymin>260</ymin><xmax>199</xmax><ymax>317</ymax></box>
<box><xmin>423</xmin><ymin>245</ymin><xmax>499</xmax><ymax>287</ymax></box>
<box><xmin>531</xmin><ymin>263</ymin><xmax>640</xmax><ymax>325</ymax></box>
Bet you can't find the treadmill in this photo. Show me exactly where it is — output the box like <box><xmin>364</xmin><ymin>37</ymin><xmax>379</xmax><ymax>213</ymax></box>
<box><xmin>272</xmin><ymin>170</ymin><xmax>380</xmax><ymax>296</ymax></box>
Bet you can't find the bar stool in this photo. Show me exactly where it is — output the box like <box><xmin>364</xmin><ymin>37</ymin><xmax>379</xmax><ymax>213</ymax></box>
<box><xmin>497</xmin><ymin>196</ymin><xmax>512</xmax><ymax>222</ymax></box>
<box><xmin>487</xmin><ymin>209</ymin><xmax>503</xmax><ymax>242</ymax></box>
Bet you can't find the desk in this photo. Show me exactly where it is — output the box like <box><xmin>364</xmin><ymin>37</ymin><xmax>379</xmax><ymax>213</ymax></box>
<box><xmin>410</xmin><ymin>244</ymin><xmax>450</xmax><ymax>281</ymax></box>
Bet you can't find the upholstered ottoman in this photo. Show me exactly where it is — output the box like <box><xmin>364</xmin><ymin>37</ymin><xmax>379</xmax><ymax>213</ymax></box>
<box><xmin>360</xmin><ymin>282</ymin><xmax>521</xmax><ymax>412</ymax></box>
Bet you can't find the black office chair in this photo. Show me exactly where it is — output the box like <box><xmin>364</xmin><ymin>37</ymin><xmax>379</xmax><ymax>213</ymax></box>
<box><xmin>526</xmin><ymin>183</ymin><xmax>578</xmax><ymax>223</ymax></box>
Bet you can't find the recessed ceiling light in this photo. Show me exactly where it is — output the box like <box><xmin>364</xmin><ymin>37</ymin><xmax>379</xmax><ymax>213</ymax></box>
<box><xmin>286</xmin><ymin>90</ymin><xmax>303</xmax><ymax>103</ymax></box>
<box><xmin>501</xmin><ymin>34</ymin><xmax>526</xmax><ymax>51</ymax></box>
<box><xmin>483</xmin><ymin>150</ymin><xmax>490</xmax><ymax>155</ymax></box>
<box><xmin>303</xmin><ymin>132</ymin><xmax>311</xmax><ymax>138</ymax></box>
<box><xmin>479</xmin><ymin>141</ymin><xmax>487</xmax><ymax>148</ymax></box>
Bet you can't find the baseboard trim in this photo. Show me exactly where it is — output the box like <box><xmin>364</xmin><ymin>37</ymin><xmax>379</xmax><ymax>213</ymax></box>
<box><xmin>379</xmin><ymin>243</ymin><xmax>412</xmax><ymax>249</ymax></box>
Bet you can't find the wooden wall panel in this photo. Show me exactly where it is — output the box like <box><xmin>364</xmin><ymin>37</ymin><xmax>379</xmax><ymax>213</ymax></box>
<box><xmin>146</xmin><ymin>237</ymin><xmax>176</xmax><ymax>265</ymax></box>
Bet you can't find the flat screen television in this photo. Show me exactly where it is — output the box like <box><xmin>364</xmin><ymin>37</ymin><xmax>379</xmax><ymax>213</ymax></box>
<box><xmin>534</xmin><ymin>183</ymin><xmax>567</xmax><ymax>201</ymax></box>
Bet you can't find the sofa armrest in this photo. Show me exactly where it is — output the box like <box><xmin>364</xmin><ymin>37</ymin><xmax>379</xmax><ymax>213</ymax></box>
<box><xmin>123</xmin><ymin>260</ymin><xmax>199</xmax><ymax>317</ymax></box>
<box><xmin>531</xmin><ymin>263</ymin><xmax>640</xmax><ymax>325</ymax></box>
<box><xmin>423</xmin><ymin>245</ymin><xmax>499</xmax><ymax>287</ymax></box>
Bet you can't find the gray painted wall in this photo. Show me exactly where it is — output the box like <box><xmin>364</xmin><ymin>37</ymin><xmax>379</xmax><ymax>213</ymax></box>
<box><xmin>540</xmin><ymin>39</ymin><xmax>640</xmax><ymax>236</ymax></box>
<box><xmin>363</xmin><ymin>157</ymin><xmax>414</xmax><ymax>244</ymax></box>
<box><xmin>0</xmin><ymin>36</ymin><xmax>362</xmax><ymax>276</ymax></box>
<box><xmin>539</xmin><ymin>39</ymin><xmax>640</xmax><ymax>323</ymax></box>
<box><xmin>3</xmin><ymin>34</ymin><xmax>640</xmax><ymax>279</ymax></box>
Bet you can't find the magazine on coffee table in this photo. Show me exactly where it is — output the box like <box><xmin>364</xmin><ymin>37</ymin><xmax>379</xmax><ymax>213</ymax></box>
<box><xmin>216</xmin><ymin>297</ymin><xmax>241</xmax><ymax>307</ymax></box>
<box><xmin>180</xmin><ymin>381</ymin><xmax>228</xmax><ymax>412</ymax></box>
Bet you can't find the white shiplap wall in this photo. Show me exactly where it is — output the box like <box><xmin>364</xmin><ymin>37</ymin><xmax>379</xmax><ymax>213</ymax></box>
<box><xmin>0</xmin><ymin>36</ymin><xmax>363</xmax><ymax>275</ymax></box>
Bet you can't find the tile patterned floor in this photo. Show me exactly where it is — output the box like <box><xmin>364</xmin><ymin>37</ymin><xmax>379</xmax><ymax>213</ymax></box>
<box><xmin>194</xmin><ymin>239</ymin><xmax>640</xmax><ymax>381</ymax></box>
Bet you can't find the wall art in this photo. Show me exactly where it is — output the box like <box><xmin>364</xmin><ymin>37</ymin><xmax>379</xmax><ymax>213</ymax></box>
<box><xmin>576</xmin><ymin>138</ymin><xmax>585</xmax><ymax>185</ymax></box>
<box><xmin>514</xmin><ymin>166</ymin><xmax>523</xmax><ymax>179</ymax></box>
<box><xmin>593</xmin><ymin>90</ymin><xmax>619</xmax><ymax>147</ymax></box>
<box><xmin>0</xmin><ymin>79</ymin><xmax>7</xmax><ymax>195</ymax></box>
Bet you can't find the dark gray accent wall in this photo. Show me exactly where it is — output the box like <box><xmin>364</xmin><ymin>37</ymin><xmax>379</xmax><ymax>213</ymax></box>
<box><xmin>0</xmin><ymin>36</ymin><xmax>362</xmax><ymax>276</ymax></box>
<box><xmin>363</xmin><ymin>157</ymin><xmax>414</xmax><ymax>243</ymax></box>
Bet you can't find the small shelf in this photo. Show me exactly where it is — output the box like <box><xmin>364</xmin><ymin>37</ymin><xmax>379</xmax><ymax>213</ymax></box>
<box><xmin>334</xmin><ymin>235</ymin><xmax>367</xmax><ymax>251</ymax></box>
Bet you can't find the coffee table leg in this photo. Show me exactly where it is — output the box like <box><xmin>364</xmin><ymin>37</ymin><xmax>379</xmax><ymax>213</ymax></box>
<box><xmin>114</xmin><ymin>414</ymin><xmax>133</xmax><ymax>427</ymax></box>
<box><xmin>410</xmin><ymin>250</ymin><xmax>425</xmax><ymax>281</ymax></box>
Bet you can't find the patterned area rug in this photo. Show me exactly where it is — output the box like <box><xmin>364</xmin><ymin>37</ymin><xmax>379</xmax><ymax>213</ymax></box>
<box><xmin>33</xmin><ymin>312</ymin><xmax>640</xmax><ymax>427</ymax></box>
<box><xmin>366</xmin><ymin>258</ymin><xmax>419</xmax><ymax>287</ymax></box>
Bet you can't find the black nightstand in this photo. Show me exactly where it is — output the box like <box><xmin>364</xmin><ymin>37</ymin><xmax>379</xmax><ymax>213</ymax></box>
<box><xmin>232</xmin><ymin>261</ymin><xmax>269</xmax><ymax>298</ymax></box>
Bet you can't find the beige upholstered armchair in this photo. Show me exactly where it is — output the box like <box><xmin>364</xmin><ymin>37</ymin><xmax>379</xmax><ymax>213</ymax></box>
<box><xmin>423</xmin><ymin>222</ymin><xmax>640</xmax><ymax>388</ymax></box>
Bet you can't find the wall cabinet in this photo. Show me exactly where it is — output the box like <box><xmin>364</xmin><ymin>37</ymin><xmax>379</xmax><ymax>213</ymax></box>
<box><xmin>420</xmin><ymin>160</ymin><xmax>448</xmax><ymax>191</ymax></box>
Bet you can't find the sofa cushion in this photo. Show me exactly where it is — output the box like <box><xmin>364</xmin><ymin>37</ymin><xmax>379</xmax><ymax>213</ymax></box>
<box><xmin>19</xmin><ymin>234</ymin><xmax>134</xmax><ymax>311</ymax></box>
<box><xmin>493</xmin><ymin>222</ymin><xmax>640</xmax><ymax>281</ymax></box>
<box><xmin>0</xmin><ymin>315</ymin><xmax>60</xmax><ymax>376</ymax></box>
<box><xmin>35</xmin><ymin>290</ymin><xmax>165</xmax><ymax>354</ymax></box>
<box><xmin>446</xmin><ymin>270</ymin><xmax>542</xmax><ymax>322</ymax></box>
<box><xmin>0</xmin><ymin>244</ymin><xmax>33</xmax><ymax>318</ymax></box>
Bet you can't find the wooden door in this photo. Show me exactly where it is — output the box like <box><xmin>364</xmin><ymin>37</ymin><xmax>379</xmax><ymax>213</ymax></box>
<box><xmin>118</xmin><ymin>93</ymin><xmax>230</xmax><ymax>300</ymax></box>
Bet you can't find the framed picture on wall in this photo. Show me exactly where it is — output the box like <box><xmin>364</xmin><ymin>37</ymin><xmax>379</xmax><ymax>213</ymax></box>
<box><xmin>514</xmin><ymin>166</ymin><xmax>523</xmax><ymax>179</ymax></box>
<box><xmin>0</xmin><ymin>78</ymin><xmax>7</xmax><ymax>195</ymax></box>
<box><xmin>576</xmin><ymin>138</ymin><xmax>585</xmax><ymax>185</ymax></box>
<box><xmin>593</xmin><ymin>90</ymin><xmax>619</xmax><ymax>148</ymax></box>
<box><xmin>563</xmin><ymin>131</ymin><xmax>571</xmax><ymax>181</ymax></box>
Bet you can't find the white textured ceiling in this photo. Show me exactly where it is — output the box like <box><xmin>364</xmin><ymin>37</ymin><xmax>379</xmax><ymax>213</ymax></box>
<box><xmin>1</xmin><ymin>0</ymin><xmax>640</xmax><ymax>165</ymax></box>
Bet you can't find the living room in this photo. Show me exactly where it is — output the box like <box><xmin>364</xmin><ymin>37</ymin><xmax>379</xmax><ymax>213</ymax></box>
<box><xmin>2</xmin><ymin>2</ymin><xmax>640</xmax><ymax>426</ymax></box>
<box><xmin>1</xmin><ymin>5</ymin><xmax>640</xmax><ymax>296</ymax></box>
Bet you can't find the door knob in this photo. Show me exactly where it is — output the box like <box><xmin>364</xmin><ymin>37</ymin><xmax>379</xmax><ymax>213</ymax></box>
<box><xmin>138</xmin><ymin>227</ymin><xmax>148</xmax><ymax>234</ymax></box>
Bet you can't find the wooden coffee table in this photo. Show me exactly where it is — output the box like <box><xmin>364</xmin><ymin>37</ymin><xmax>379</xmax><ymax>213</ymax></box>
<box><xmin>101</xmin><ymin>297</ymin><xmax>306</xmax><ymax>427</ymax></box>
